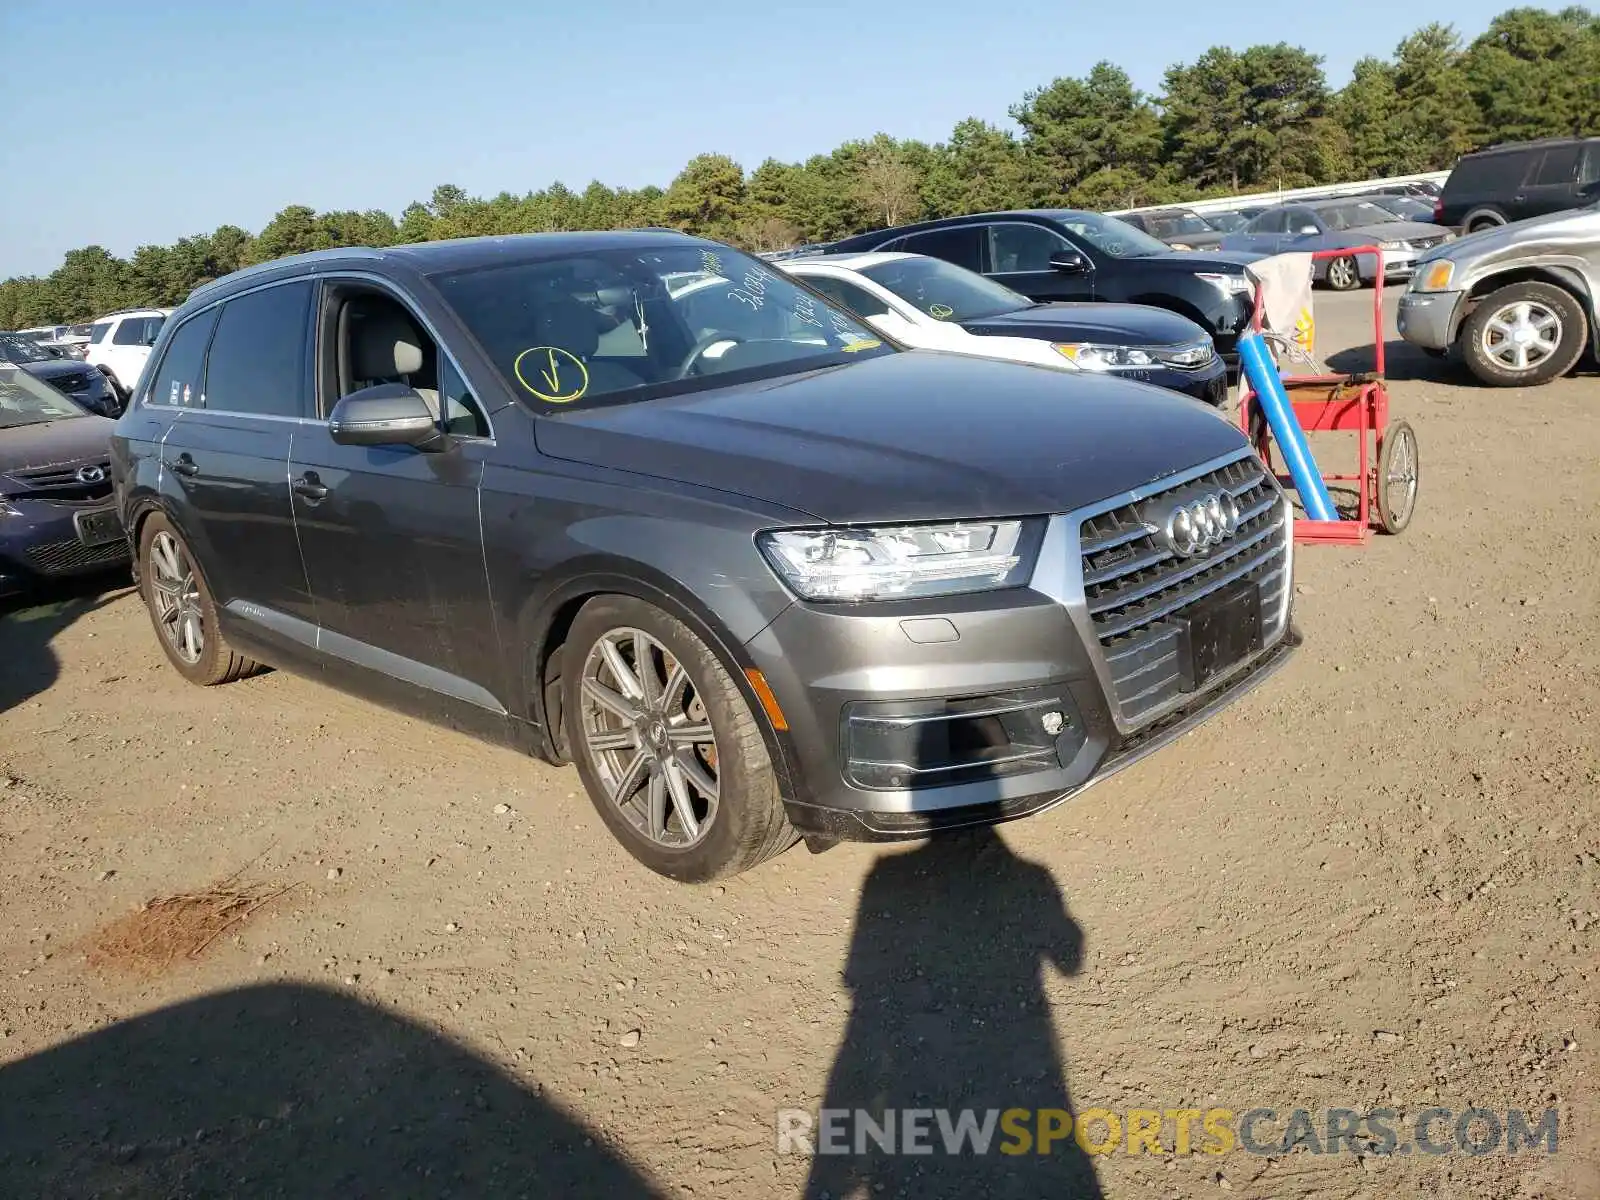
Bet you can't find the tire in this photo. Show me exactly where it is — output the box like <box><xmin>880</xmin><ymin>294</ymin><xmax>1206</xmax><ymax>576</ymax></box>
<box><xmin>1376</xmin><ymin>420</ymin><xmax>1419</xmax><ymax>535</ymax></box>
<box><xmin>1324</xmin><ymin>254</ymin><xmax>1361</xmax><ymax>292</ymax></box>
<box><xmin>1463</xmin><ymin>208</ymin><xmax>1507</xmax><ymax>233</ymax></box>
<box><xmin>1459</xmin><ymin>282</ymin><xmax>1587</xmax><ymax>387</ymax></box>
<box><xmin>137</xmin><ymin>513</ymin><xmax>263</xmax><ymax>685</ymax></box>
<box><xmin>561</xmin><ymin>594</ymin><xmax>796</xmax><ymax>882</ymax></box>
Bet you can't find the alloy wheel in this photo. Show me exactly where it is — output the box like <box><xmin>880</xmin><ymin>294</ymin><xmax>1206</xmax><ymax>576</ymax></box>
<box><xmin>1480</xmin><ymin>301</ymin><xmax>1561</xmax><ymax>373</ymax></box>
<box><xmin>149</xmin><ymin>530</ymin><xmax>203</xmax><ymax>664</ymax></box>
<box><xmin>577</xmin><ymin>628</ymin><xmax>720</xmax><ymax>848</ymax></box>
<box><xmin>1327</xmin><ymin>257</ymin><xmax>1358</xmax><ymax>290</ymax></box>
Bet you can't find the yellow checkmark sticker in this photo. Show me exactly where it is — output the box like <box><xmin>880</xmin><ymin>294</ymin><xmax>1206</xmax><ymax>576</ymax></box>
<box><xmin>928</xmin><ymin>303</ymin><xmax>954</xmax><ymax>319</ymax></box>
<box><xmin>513</xmin><ymin>346</ymin><xmax>589</xmax><ymax>403</ymax></box>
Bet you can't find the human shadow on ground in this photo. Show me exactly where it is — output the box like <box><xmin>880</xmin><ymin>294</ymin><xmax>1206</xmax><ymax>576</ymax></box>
<box><xmin>804</xmin><ymin>827</ymin><xmax>1104</xmax><ymax>1199</ymax></box>
<box><xmin>0</xmin><ymin>571</ymin><xmax>130</xmax><ymax>716</ymax></box>
<box><xmin>0</xmin><ymin>982</ymin><xmax>667</xmax><ymax>1198</ymax></box>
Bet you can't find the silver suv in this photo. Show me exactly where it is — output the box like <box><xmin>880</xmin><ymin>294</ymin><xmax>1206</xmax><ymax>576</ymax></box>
<box><xmin>1398</xmin><ymin>206</ymin><xmax>1599</xmax><ymax>387</ymax></box>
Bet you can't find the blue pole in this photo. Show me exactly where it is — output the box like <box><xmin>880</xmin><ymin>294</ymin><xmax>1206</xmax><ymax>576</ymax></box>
<box><xmin>1237</xmin><ymin>332</ymin><xmax>1338</xmax><ymax>522</ymax></box>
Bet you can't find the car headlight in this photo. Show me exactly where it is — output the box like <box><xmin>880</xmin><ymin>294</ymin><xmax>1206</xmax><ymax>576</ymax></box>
<box><xmin>1169</xmin><ymin>242</ymin><xmax>1194</xmax><ymax>251</ymax></box>
<box><xmin>1378</xmin><ymin>240</ymin><xmax>1408</xmax><ymax>252</ymax></box>
<box><xmin>1413</xmin><ymin>260</ymin><xmax>1456</xmax><ymax>292</ymax></box>
<box><xmin>758</xmin><ymin>520</ymin><xmax>1036</xmax><ymax>601</ymax></box>
<box><xmin>1053</xmin><ymin>343</ymin><xmax>1160</xmax><ymax>370</ymax></box>
<box><xmin>1196</xmin><ymin>272</ymin><xmax>1255</xmax><ymax>298</ymax></box>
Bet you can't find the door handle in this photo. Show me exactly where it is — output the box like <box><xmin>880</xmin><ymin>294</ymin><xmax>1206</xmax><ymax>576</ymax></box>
<box><xmin>292</xmin><ymin>474</ymin><xmax>328</xmax><ymax>502</ymax></box>
<box><xmin>164</xmin><ymin>454</ymin><xmax>198</xmax><ymax>477</ymax></box>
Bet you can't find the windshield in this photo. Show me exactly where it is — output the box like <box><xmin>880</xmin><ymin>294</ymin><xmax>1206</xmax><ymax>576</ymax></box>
<box><xmin>1313</xmin><ymin>202</ymin><xmax>1401</xmax><ymax>231</ymax></box>
<box><xmin>858</xmin><ymin>255</ymin><xmax>1029</xmax><ymax>322</ymax></box>
<box><xmin>1203</xmin><ymin>211</ymin><xmax>1250</xmax><ymax>232</ymax></box>
<box><xmin>431</xmin><ymin>244</ymin><xmax>893</xmax><ymax>410</ymax></box>
<box><xmin>1145</xmin><ymin>212</ymin><xmax>1214</xmax><ymax>238</ymax></box>
<box><xmin>1050</xmin><ymin>211</ymin><xmax>1170</xmax><ymax>258</ymax></box>
<box><xmin>0</xmin><ymin>335</ymin><xmax>53</xmax><ymax>364</ymax></box>
<box><xmin>0</xmin><ymin>365</ymin><xmax>86</xmax><ymax>427</ymax></box>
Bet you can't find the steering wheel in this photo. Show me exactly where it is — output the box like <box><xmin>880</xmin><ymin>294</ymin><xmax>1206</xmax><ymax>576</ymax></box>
<box><xmin>678</xmin><ymin>332</ymin><xmax>745</xmax><ymax>378</ymax></box>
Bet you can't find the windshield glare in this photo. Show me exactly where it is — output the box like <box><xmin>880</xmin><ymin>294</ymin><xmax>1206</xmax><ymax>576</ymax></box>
<box><xmin>0</xmin><ymin>366</ymin><xmax>86</xmax><ymax>426</ymax></box>
<box><xmin>1051</xmin><ymin>211</ymin><xmax>1170</xmax><ymax>258</ymax></box>
<box><xmin>1314</xmin><ymin>203</ymin><xmax>1400</xmax><ymax>231</ymax></box>
<box><xmin>0</xmin><ymin>336</ymin><xmax>53</xmax><ymax>364</ymax></box>
<box><xmin>859</xmin><ymin>256</ymin><xmax>1028</xmax><ymax>322</ymax></box>
<box><xmin>431</xmin><ymin>245</ymin><xmax>892</xmax><ymax>409</ymax></box>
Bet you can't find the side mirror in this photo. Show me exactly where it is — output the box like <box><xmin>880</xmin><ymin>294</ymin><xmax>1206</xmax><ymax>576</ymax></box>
<box><xmin>328</xmin><ymin>383</ymin><xmax>444</xmax><ymax>449</ymax></box>
<box><xmin>1298</xmin><ymin>226</ymin><xmax>1320</xmax><ymax>235</ymax></box>
<box><xmin>1048</xmin><ymin>250</ymin><xmax>1090</xmax><ymax>274</ymax></box>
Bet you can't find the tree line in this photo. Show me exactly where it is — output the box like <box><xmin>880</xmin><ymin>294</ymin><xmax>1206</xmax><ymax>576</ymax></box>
<box><xmin>3</xmin><ymin>6</ymin><xmax>1596</xmax><ymax>328</ymax></box>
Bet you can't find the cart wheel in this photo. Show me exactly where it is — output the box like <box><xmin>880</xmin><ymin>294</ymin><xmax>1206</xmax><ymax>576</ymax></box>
<box><xmin>1376</xmin><ymin>420</ymin><xmax>1419</xmax><ymax>534</ymax></box>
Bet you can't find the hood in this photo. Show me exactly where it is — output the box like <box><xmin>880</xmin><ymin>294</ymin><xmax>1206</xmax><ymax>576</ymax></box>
<box><xmin>1339</xmin><ymin>221</ymin><xmax>1451</xmax><ymax>243</ymax></box>
<box><xmin>1427</xmin><ymin>205</ymin><xmax>1600</xmax><ymax>262</ymax></box>
<box><xmin>960</xmin><ymin>302</ymin><xmax>1209</xmax><ymax>346</ymax></box>
<box><xmin>19</xmin><ymin>359</ymin><xmax>95</xmax><ymax>382</ymax></box>
<box><xmin>0</xmin><ymin>414</ymin><xmax>116</xmax><ymax>479</ymax></box>
<box><xmin>1163</xmin><ymin>231</ymin><xmax>1228</xmax><ymax>250</ymax></box>
<box><xmin>533</xmin><ymin>351</ymin><xmax>1248</xmax><ymax>525</ymax></box>
<box><xmin>1118</xmin><ymin>248</ymin><xmax>1264</xmax><ymax>273</ymax></box>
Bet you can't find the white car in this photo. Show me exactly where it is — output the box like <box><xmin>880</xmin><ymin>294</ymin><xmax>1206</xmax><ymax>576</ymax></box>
<box><xmin>84</xmin><ymin>307</ymin><xmax>171</xmax><ymax>397</ymax></box>
<box><xmin>783</xmin><ymin>252</ymin><xmax>1228</xmax><ymax>404</ymax></box>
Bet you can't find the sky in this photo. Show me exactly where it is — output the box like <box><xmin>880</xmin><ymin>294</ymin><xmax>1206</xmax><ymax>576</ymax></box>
<box><xmin>1</xmin><ymin>0</ymin><xmax>1527</xmax><ymax>278</ymax></box>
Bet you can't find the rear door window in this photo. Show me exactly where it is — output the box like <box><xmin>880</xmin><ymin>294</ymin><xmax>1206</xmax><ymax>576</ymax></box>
<box><xmin>112</xmin><ymin>316</ymin><xmax>162</xmax><ymax>346</ymax></box>
<box><xmin>204</xmin><ymin>282</ymin><xmax>313</xmax><ymax>418</ymax></box>
<box><xmin>1531</xmin><ymin>144</ymin><xmax>1581</xmax><ymax>186</ymax></box>
<box><xmin>147</xmin><ymin>309</ymin><xmax>219</xmax><ymax>407</ymax></box>
<box><xmin>897</xmin><ymin>226</ymin><xmax>985</xmax><ymax>272</ymax></box>
<box><xmin>801</xmin><ymin>275</ymin><xmax>892</xmax><ymax>320</ymax></box>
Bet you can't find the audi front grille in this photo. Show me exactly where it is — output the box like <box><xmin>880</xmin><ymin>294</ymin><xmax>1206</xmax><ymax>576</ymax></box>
<box><xmin>1076</xmin><ymin>452</ymin><xmax>1291</xmax><ymax>727</ymax></box>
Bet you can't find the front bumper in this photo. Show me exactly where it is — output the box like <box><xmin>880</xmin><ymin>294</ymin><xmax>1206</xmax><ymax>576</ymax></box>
<box><xmin>1396</xmin><ymin>289</ymin><xmax>1467</xmax><ymax>350</ymax></box>
<box><xmin>746</xmin><ymin>454</ymin><xmax>1297</xmax><ymax>840</ymax></box>
<box><xmin>0</xmin><ymin>498</ymin><xmax>129</xmax><ymax>596</ymax></box>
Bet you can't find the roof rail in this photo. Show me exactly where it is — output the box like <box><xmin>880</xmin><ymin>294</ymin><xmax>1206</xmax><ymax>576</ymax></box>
<box><xmin>187</xmin><ymin>245</ymin><xmax>388</xmax><ymax>303</ymax></box>
<box><xmin>91</xmin><ymin>306</ymin><xmax>169</xmax><ymax>320</ymax></box>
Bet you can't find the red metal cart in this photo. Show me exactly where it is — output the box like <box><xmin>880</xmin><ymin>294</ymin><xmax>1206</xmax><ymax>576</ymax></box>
<box><xmin>1236</xmin><ymin>245</ymin><xmax>1419</xmax><ymax>546</ymax></box>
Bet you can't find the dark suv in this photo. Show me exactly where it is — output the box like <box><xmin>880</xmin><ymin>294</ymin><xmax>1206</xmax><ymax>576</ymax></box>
<box><xmin>826</xmin><ymin>210</ymin><xmax>1263</xmax><ymax>365</ymax></box>
<box><xmin>112</xmin><ymin>232</ymin><xmax>1297</xmax><ymax>880</ymax></box>
<box><xmin>1435</xmin><ymin>137</ymin><xmax>1600</xmax><ymax>232</ymax></box>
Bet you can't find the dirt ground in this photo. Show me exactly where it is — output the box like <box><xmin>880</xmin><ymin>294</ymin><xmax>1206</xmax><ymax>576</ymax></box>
<box><xmin>2</xmin><ymin>292</ymin><xmax>1597</xmax><ymax>1199</ymax></box>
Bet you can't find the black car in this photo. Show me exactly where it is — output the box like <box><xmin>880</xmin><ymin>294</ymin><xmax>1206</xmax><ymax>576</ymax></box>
<box><xmin>1</xmin><ymin>365</ymin><xmax>127</xmax><ymax>598</ymax></box>
<box><xmin>112</xmin><ymin>231</ymin><xmax>1297</xmax><ymax>881</ymax></box>
<box><xmin>1435</xmin><ymin>137</ymin><xmax>1600</xmax><ymax>232</ymax></box>
<box><xmin>827</xmin><ymin>210</ymin><xmax>1263</xmax><ymax>366</ymax></box>
<box><xmin>0</xmin><ymin>334</ymin><xmax>121</xmax><ymax>416</ymax></box>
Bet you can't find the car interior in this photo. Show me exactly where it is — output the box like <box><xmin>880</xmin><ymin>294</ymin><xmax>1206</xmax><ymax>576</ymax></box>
<box><xmin>320</xmin><ymin>286</ymin><xmax>488</xmax><ymax>436</ymax></box>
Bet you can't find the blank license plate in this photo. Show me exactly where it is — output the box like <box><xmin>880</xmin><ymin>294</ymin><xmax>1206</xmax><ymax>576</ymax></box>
<box><xmin>74</xmin><ymin>507</ymin><xmax>123</xmax><ymax>548</ymax></box>
<box><xmin>1175</xmin><ymin>580</ymin><xmax>1263</xmax><ymax>692</ymax></box>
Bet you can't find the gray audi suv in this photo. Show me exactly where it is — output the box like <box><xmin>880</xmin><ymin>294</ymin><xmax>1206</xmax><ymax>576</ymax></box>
<box><xmin>111</xmin><ymin>231</ymin><xmax>1297</xmax><ymax>880</ymax></box>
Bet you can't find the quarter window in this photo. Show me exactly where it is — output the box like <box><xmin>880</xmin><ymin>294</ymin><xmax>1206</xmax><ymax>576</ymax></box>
<box><xmin>146</xmin><ymin>308</ymin><xmax>219</xmax><ymax>407</ymax></box>
<box><xmin>987</xmin><ymin>223</ymin><xmax>1070</xmax><ymax>272</ymax></box>
<box><xmin>205</xmin><ymin>282</ymin><xmax>313</xmax><ymax>417</ymax></box>
<box><xmin>88</xmin><ymin>321</ymin><xmax>111</xmax><ymax>344</ymax></box>
<box><xmin>438</xmin><ymin>358</ymin><xmax>490</xmax><ymax>438</ymax></box>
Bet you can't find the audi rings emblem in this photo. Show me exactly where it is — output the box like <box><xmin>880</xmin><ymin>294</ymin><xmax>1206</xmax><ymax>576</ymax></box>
<box><xmin>76</xmin><ymin>465</ymin><xmax>106</xmax><ymax>485</ymax></box>
<box><xmin>1160</xmin><ymin>491</ymin><xmax>1241</xmax><ymax>558</ymax></box>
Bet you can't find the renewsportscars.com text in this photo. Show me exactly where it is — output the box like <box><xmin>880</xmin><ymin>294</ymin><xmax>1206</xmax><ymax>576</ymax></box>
<box><xmin>776</xmin><ymin>1106</ymin><xmax>1560</xmax><ymax>1158</ymax></box>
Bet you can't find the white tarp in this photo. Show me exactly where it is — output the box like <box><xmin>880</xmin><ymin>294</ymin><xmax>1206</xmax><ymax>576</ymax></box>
<box><xmin>1245</xmin><ymin>253</ymin><xmax>1316</xmax><ymax>367</ymax></box>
